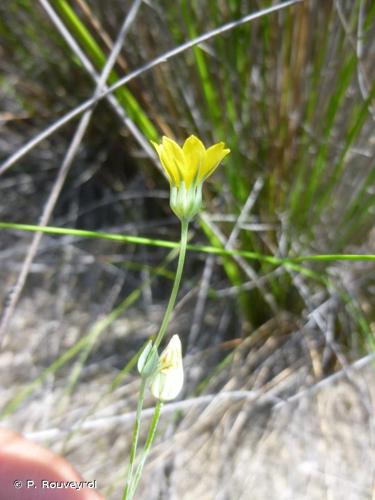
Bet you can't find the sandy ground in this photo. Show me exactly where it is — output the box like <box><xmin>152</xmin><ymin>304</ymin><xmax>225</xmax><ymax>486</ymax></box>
<box><xmin>0</xmin><ymin>233</ymin><xmax>374</xmax><ymax>500</ymax></box>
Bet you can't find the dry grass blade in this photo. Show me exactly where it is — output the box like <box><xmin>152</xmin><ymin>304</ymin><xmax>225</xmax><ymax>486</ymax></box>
<box><xmin>39</xmin><ymin>0</ymin><xmax>156</xmax><ymax>161</ymax></box>
<box><xmin>0</xmin><ymin>0</ymin><xmax>303</xmax><ymax>175</ymax></box>
<box><xmin>334</xmin><ymin>0</ymin><xmax>375</xmax><ymax>119</ymax></box>
<box><xmin>0</xmin><ymin>0</ymin><xmax>144</xmax><ymax>343</ymax></box>
<box><xmin>188</xmin><ymin>178</ymin><xmax>264</xmax><ymax>350</ymax></box>
<box><xmin>22</xmin><ymin>351</ymin><xmax>375</xmax><ymax>441</ymax></box>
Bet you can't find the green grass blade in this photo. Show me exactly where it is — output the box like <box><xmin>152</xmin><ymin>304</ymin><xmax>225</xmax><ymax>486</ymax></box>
<box><xmin>54</xmin><ymin>0</ymin><xmax>158</xmax><ymax>139</ymax></box>
<box><xmin>0</xmin><ymin>222</ymin><xmax>373</xmax><ymax>263</ymax></box>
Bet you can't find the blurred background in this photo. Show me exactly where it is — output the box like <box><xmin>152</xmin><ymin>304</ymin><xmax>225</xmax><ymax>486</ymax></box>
<box><xmin>0</xmin><ymin>0</ymin><xmax>374</xmax><ymax>498</ymax></box>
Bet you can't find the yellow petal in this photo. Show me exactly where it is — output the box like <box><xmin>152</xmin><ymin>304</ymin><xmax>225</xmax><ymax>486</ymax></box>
<box><xmin>151</xmin><ymin>140</ymin><xmax>178</xmax><ymax>186</ymax></box>
<box><xmin>162</xmin><ymin>137</ymin><xmax>186</xmax><ymax>187</ymax></box>
<box><xmin>200</xmin><ymin>142</ymin><xmax>230</xmax><ymax>181</ymax></box>
<box><xmin>182</xmin><ymin>135</ymin><xmax>206</xmax><ymax>187</ymax></box>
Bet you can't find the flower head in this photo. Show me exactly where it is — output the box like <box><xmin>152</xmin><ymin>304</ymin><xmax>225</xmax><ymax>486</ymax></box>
<box><xmin>151</xmin><ymin>135</ymin><xmax>230</xmax><ymax>220</ymax></box>
<box><xmin>150</xmin><ymin>334</ymin><xmax>184</xmax><ymax>401</ymax></box>
<box><xmin>151</xmin><ymin>135</ymin><xmax>230</xmax><ymax>188</ymax></box>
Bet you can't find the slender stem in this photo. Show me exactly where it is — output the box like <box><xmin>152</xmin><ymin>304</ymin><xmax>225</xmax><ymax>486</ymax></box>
<box><xmin>123</xmin><ymin>219</ymin><xmax>188</xmax><ymax>499</ymax></box>
<box><xmin>122</xmin><ymin>379</ymin><xmax>146</xmax><ymax>500</ymax></box>
<box><xmin>153</xmin><ymin>219</ymin><xmax>189</xmax><ymax>350</ymax></box>
<box><xmin>128</xmin><ymin>401</ymin><xmax>163</xmax><ymax>499</ymax></box>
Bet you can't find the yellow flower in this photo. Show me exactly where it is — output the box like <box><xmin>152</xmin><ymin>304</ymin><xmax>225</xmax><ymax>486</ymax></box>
<box><xmin>151</xmin><ymin>135</ymin><xmax>230</xmax><ymax>220</ymax></box>
<box><xmin>150</xmin><ymin>334</ymin><xmax>184</xmax><ymax>401</ymax></box>
<box><xmin>151</xmin><ymin>135</ymin><xmax>230</xmax><ymax>188</ymax></box>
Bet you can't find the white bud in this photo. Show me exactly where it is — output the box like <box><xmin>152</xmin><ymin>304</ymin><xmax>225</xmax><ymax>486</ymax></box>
<box><xmin>150</xmin><ymin>335</ymin><xmax>184</xmax><ymax>401</ymax></box>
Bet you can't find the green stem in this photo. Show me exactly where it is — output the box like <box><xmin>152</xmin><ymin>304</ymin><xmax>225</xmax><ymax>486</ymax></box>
<box><xmin>153</xmin><ymin>219</ymin><xmax>189</xmax><ymax>350</ymax></box>
<box><xmin>122</xmin><ymin>219</ymin><xmax>188</xmax><ymax>499</ymax></box>
<box><xmin>128</xmin><ymin>401</ymin><xmax>163</xmax><ymax>499</ymax></box>
<box><xmin>122</xmin><ymin>379</ymin><xmax>146</xmax><ymax>500</ymax></box>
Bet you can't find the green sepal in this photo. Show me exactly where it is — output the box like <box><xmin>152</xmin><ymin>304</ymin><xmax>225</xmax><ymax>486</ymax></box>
<box><xmin>170</xmin><ymin>181</ymin><xmax>203</xmax><ymax>221</ymax></box>
<box><xmin>137</xmin><ymin>340</ymin><xmax>159</xmax><ymax>379</ymax></box>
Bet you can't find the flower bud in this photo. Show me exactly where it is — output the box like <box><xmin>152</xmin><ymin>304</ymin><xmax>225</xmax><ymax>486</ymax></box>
<box><xmin>150</xmin><ymin>335</ymin><xmax>184</xmax><ymax>401</ymax></box>
<box><xmin>137</xmin><ymin>340</ymin><xmax>159</xmax><ymax>379</ymax></box>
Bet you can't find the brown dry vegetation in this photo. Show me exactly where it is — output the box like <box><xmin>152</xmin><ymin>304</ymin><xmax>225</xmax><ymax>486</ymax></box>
<box><xmin>0</xmin><ymin>1</ymin><xmax>374</xmax><ymax>499</ymax></box>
